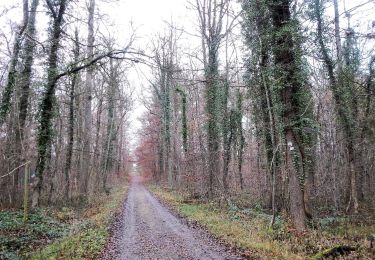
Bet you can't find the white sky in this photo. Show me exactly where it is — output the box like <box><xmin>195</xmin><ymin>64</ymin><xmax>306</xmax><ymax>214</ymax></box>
<box><xmin>98</xmin><ymin>0</ymin><xmax>198</xmax><ymax>151</ymax></box>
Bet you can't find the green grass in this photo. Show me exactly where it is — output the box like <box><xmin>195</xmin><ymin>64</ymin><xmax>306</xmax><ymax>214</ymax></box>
<box><xmin>30</xmin><ymin>186</ymin><xmax>127</xmax><ymax>260</ymax></box>
<box><xmin>0</xmin><ymin>209</ymin><xmax>69</xmax><ymax>259</ymax></box>
<box><xmin>0</xmin><ymin>185</ymin><xmax>128</xmax><ymax>260</ymax></box>
<box><xmin>150</xmin><ymin>186</ymin><xmax>375</xmax><ymax>259</ymax></box>
<box><xmin>30</xmin><ymin>226</ymin><xmax>108</xmax><ymax>260</ymax></box>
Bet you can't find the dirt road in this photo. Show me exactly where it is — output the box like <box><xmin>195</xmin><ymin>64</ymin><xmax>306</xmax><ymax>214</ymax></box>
<box><xmin>102</xmin><ymin>182</ymin><xmax>239</xmax><ymax>260</ymax></box>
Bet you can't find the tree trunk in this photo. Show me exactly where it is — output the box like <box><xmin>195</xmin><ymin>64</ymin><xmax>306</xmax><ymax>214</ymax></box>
<box><xmin>64</xmin><ymin>29</ymin><xmax>80</xmax><ymax>200</ymax></box>
<box><xmin>195</xmin><ymin>0</ymin><xmax>228</xmax><ymax>198</ymax></box>
<box><xmin>222</xmin><ymin>110</ymin><xmax>234</xmax><ymax>192</ymax></box>
<box><xmin>176</xmin><ymin>86</ymin><xmax>188</xmax><ymax>153</ymax></box>
<box><xmin>222</xmin><ymin>79</ymin><xmax>231</xmax><ymax>193</ymax></box>
<box><xmin>0</xmin><ymin>0</ymin><xmax>29</xmax><ymax>124</ymax></box>
<box><xmin>32</xmin><ymin>0</ymin><xmax>67</xmax><ymax>208</ymax></box>
<box><xmin>269</xmin><ymin>0</ymin><xmax>315</xmax><ymax>230</ymax></box>
<box><xmin>206</xmin><ymin>46</ymin><xmax>220</xmax><ymax>198</ymax></box>
<box><xmin>81</xmin><ymin>0</ymin><xmax>95</xmax><ymax>194</ymax></box>
<box><xmin>235</xmin><ymin>91</ymin><xmax>245</xmax><ymax>191</ymax></box>
<box><xmin>286</xmin><ymin>130</ymin><xmax>306</xmax><ymax>231</ymax></box>
<box><xmin>17</xmin><ymin>0</ymin><xmax>39</xmax><ymax>143</ymax></box>
<box><xmin>102</xmin><ymin>57</ymin><xmax>117</xmax><ymax>193</ymax></box>
<box><xmin>165</xmin><ymin>71</ymin><xmax>172</xmax><ymax>188</ymax></box>
<box><xmin>15</xmin><ymin>0</ymin><xmax>39</xmax><ymax>183</ymax></box>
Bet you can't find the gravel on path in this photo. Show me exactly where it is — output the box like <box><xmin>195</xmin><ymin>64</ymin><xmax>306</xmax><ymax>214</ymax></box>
<box><xmin>101</xmin><ymin>182</ymin><xmax>241</xmax><ymax>260</ymax></box>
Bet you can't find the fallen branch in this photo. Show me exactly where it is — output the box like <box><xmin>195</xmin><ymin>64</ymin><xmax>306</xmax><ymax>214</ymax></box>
<box><xmin>312</xmin><ymin>245</ymin><xmax>356</xmax><ymax>259</ymax></box>
<box><xmin>0</xmin><ymin>160</ymin><xmax>31</xmax><ymax>179</ymax></box>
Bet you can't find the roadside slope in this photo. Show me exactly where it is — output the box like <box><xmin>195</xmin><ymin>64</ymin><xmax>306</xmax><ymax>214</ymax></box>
<box><xmin>151</xmin><ymin>186</ymin><xmax>375</xmax><ymax>260</ymax></box>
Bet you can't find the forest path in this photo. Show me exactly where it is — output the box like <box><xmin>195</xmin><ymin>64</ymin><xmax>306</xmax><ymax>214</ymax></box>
<box><xmin>101</xmin><ymin>180</ymin><xmax>239</xmax><ymax>260</ymax></box>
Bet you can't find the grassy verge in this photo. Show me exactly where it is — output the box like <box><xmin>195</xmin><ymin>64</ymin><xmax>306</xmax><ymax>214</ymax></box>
<box><xmin>0</xmin><ymin>185</ymin><xmax>127</xmax><ymax>260</ymax></box>
<box><xmin>150</xmin><ymin>186</ymin><xmax>375</xmax><ymax>259</ymax></box>
<box><xmin>0</xmin><ymin>209</ymin><xmax>68</xmax><ymax>260</ymax></box>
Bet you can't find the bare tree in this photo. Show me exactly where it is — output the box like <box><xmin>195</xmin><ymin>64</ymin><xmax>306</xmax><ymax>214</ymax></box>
<box><xmin>81</xmin><ymin>0</ymin><xmax>95</xmax><ymax>194</ymax></box>
<box><xmin>0</xmin><ymin>0</ymin><xmax>29</xmax><ymax>124</ymax></box>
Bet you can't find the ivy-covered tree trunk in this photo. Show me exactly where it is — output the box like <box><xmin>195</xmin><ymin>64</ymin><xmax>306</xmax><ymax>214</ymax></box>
<box><xmin>16</xmin><ymin>0</ymin><xmax>39</xmax><ymax>144</ymax></box>
<box><xmin>0</xmin><ymin>0</ymin><xmax>29</xmax><ymax>125</ymax></box>
<box><xmin>269</xmin><ymin>0</ymin><xmax>315</xmax><ymax>230</ymax></box>
<box><xmin>32</xmin><ymin>0</ymin><xmax>67</xmax><ymax>208</ymax></box>
<box><xmin>153</xmin><ymin>32</ymin><xmax>175</xmax><ymax>187</ymax></box>
<box><xmin>222</xmin><ymin>108</ymin><xmax>234</xmax><ymax>192</ymax></box>
<box><xmin>235</xmin><ymin>91</ymin><xmax>245</xmax><ymax>191</ymax></box>
<box><xmin>164</xmin><ymin>69</ymin><xmax>172</xmax><ymax>187</ymax></box>
<box><xmin>158</xmin><ymin>141</ymin><xmax>164</xmax><ymax>183</ymax></box>
<box><xmin>176</xmin><ymin>86</ymin><xmax>188</xmax><ymax>153</ymax></box>
<box><xmin>10</xmin><ymin>0</ymin><xmax>40</xmax><ymax>202</ymax></box>
<box><xmin>243</xmin><ymin>0</ymin><xmax>282</xmax><ymax>216</ymax></box>
<box><xmin>222</xmin><ymin>89</ymin><xmax>245</xmax><ymax>192</ymax></box>
<box><xmin>206</xmin><ymin>46</ymin><xmax>220</xmax><ymax>198</ymax></box>
<box><xmin>195</xmin><ymin>0</ymin><xmax>229</xmax><ymax>198</ymax></box>
<box><xmin>222</xmin><ymin>80</ymin><xmax>231</xmax><ymax>193</ymax></box>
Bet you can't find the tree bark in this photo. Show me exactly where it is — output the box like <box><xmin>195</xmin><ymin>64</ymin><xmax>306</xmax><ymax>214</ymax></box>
<box><xmin>64</xmin><ymin>29</ymin><xmax>80</xmax><ymax>200</ymax></box>
<box><xmin>32</xmin><ymin>0</ymin><xmax>67</xmax><ymax>208</ymax></box>
<box><xmin>235</xmin><ymin>91</ymin><xmax>245</xmax><ymax>191</ymax></box>
<box><xmin>17</xmin><ymin>0</ymin><xmax>39</xmax><ymax>144</ymax></box>
<box><xmin>269</xmin><ymin>0</ymin><xmax>314</xmax><ymax>230</ymax></box>
<box><xmin>102</xmin><ymin>57</ymin><xmax>117</xmax><ymax>193</ymax></box>
<box><xmin>81</xmin><ymin>0</ymin><xmax>95</xmax><ymax>194</ymax></box>
<box><xmin>176</xmin><ymin>86</ymin><xmax>188</xmax><ymax>153</ymax></box>
<box><xmin>222</xmin><ymin>109</ymin><xmax>234</xmax><ymax>192</ymax></box>
<box><xmin>0</xmin><ymin>0</ymin><xmax>29</xmax><ymax>125</ymax></box>
<box><xmin>12</xmin><ymin>0</ymin><xmax>39</xmax><ymax>202</ymax></box>
<box><xmin>286</xmin><ymin>130</ymin><xmax>306</xmax><ymax>231</ymax></box>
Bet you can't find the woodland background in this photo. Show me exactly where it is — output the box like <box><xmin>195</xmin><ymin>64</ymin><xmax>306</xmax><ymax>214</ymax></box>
<box><xmin>0</xmin><ymin>0</ymin><xmax>374</xmax><ymax>235</ymax></box>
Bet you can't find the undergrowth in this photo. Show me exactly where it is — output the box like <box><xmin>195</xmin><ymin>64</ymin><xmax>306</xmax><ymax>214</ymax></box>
<box><xmin>0</xmin><ymin>185</ymin><xmax>127</xmax><ymax>260</ymax></box>
<box><xmin>0</xmin><ymin>209</ymin><xmax>68</xmax><ymax>259</ymax></box>
<box><xmin>151</xmin><ymin>186</ymin><xmax>375</xmax><ymax>260</ymax></box>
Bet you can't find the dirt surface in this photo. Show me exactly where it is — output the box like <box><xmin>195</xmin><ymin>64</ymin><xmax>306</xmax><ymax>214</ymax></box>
<box><xmin>101</xmin><ymin>182</ymin><xmax>240</xmax><ymax>260</ymax></box>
